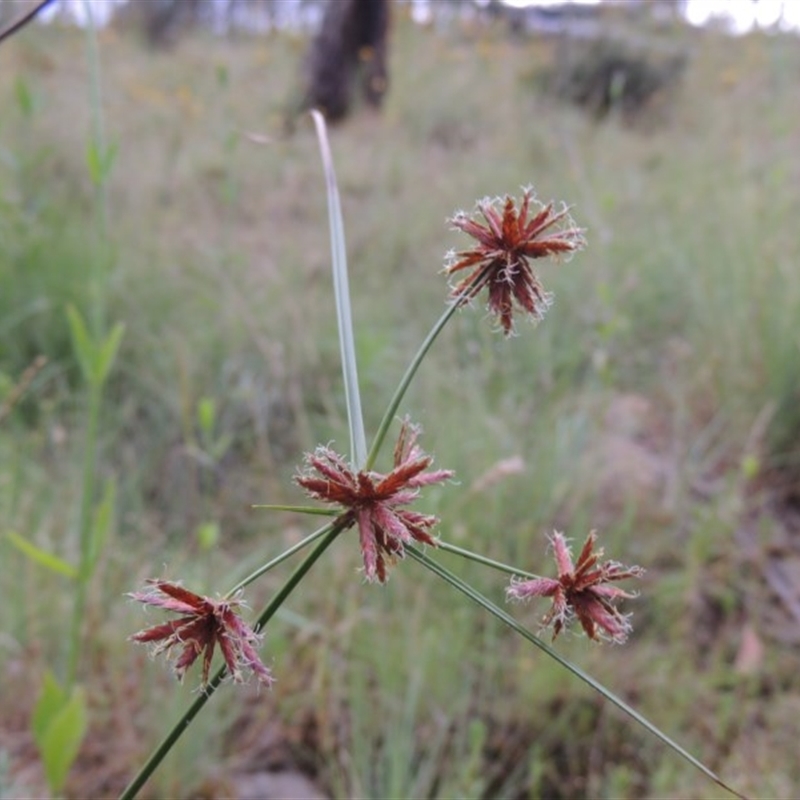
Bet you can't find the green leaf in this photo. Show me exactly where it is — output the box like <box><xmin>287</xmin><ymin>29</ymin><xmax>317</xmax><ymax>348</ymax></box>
<box><xmin>88</xmin><ymin>478</ymin><xmax>116</xmax><ymax>572</ymax></box>
<box><xmin>311</xmin><ymin>110</ymin><xmax>366</xmax><ymax>468</ymax></box>
<box><xmin>65</xmin><ymin>305</ymin><xmax>95</xmax><ymax>385</ymax></box>
<box><xmin>5</xmin><ymin>531</ymin><xmax>77</xmax><ymax>579</ymax></box>
<box><xmin>741</xmin><ymin>454</ymin><xmax>760</xmax><ymax>480</ymax></box>
<box><xmin>32</xmin><ymin>672</ymin><xmax>67</xmax><ymax>752</ymax></box>
<box><xmin>86</xmin><ymin>140</ymin><xmax>118</xmax><ymax>186</ymax></box>
<box><xmin>196</xmin><ymin>521</ymin><xmax>220</xmax><ymax>551</ymax></box>
<box><xmin>40</xmin><ymin>686</ymin><xmax>88</xmax><ymax>793</ymax></box>
<box><xmin>94</xmin><ymin>322</ymin><xmax>125</xmax><ymax>386</ymax></box>
<box><xmin>197</xmin><ymin>397</ymin><xmax>216</xmax><ymax>440</ymax></box>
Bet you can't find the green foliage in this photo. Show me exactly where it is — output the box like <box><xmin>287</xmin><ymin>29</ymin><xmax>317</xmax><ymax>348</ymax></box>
<box><xmin>85</xmin><ymin>139</ymin><xmax>117</xmax><ymax>187</ymax></box>
<box><xmin>32</xmin><ymin>673</ymin><xmax>88</xmax><ymax>795</ymax></box>
<box><xmin>65</xmin><ymin>305</ymin><xmax>125</xmax><ymax>389</ymax></box>
<box><xmin>4</xmin><ymin>530</ymin><xmax>77</xmax><ymax>579</ymax></box>
<box><xmin>0</xmin><ymin>224</ymin><xmax>96</xmax><ymax>381</ymax></box>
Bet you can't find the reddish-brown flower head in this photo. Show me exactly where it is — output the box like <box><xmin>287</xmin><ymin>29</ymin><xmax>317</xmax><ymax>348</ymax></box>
<box><xmin>129</xmin><ymin>581</ymin><xmax>274</xmax><ymax>688</ymax></box>
<box><xmin>506</xmin><ymin>531</ymin><xmax>644</xmax><ymax>643</ymax></box>
<box><xmin>296</xmin><ymin>420</ymin><xmax>453</xmax><ymax>583</ymax></box>
<box><xmin>445</xmin><ymin>189</ymin><xmax>585</xmax><ymax>335</ymax></box>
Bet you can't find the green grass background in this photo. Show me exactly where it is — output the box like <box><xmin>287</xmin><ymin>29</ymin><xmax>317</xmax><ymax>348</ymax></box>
<box><xmin>1</xmin><ymin>8</ymin><xmax>800</xmax><ymax>798</ymax></box>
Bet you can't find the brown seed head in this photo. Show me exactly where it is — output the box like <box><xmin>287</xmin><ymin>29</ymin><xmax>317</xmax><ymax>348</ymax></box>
<box><xmin>295</xmin><ymin>420</ymin><xmax>453</xmax><ymax>583</ymax></box>
<box><xmin>506</xmin><ymin>531</ymin><xmax>643</xmax><ymax>643</ymax></box>
<box><xmin>445</xmin><ymin>188</ymin><xmax>585</xmax><ymax>335</ymax></box>
<box><xmin>129</xmin><ymin>580</ymin><xmax>274</xmax><ymax>688</ymax></box>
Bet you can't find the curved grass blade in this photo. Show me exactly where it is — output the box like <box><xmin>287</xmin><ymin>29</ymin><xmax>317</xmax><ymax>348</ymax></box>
<box><xmin>311</xmin><ymin>110</ymin><xmax>367</xmax><ymax>468</ymax></box>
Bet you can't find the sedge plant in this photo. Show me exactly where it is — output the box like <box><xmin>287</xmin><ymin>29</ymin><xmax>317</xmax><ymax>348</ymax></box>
<box><xmin>119</xmin><ymin>112</ymin><xmax>747</xmax><ymax>800</ymax></box>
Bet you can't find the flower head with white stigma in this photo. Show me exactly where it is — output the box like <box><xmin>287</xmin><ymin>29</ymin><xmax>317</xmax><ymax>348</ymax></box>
<box><xmin>129</xmin><ymin>580</ymin><xmax>274</xmax><ymax>688</ymax></box>
<box><xmin>507</xmin><ymin>531</ymin><xmax>644</xmax><ymax>643</ymax></box>
<box><xmin>445</xmin><ymin>188</ymin><xmax>585</xmax><ymax>335</ymax></box>
<box><xmin>296</xmin><ymin>419</ymin><xmax>453</xmax><ymax>583</ymax></box>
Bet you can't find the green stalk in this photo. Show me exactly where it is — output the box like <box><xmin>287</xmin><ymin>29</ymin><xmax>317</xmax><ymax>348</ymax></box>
<box><xmin>251</xmin><ymin>504</ymin><xmax>337</xmax><ymax>516</ymax></box>
<box><xmin>436</xmin><ymin>540</ymin><xmax>538</xmax><ymax>580</ymax></box>
<box><xmin>83</xmin><ymin>0</ymin><xmax>109</xmax><ymax>243</ymax></box>
<box><xmin>66</xmin><ymin>382</ymin><xmax>102</xmax><ymax>689</ymax></box>
<box><xmin>64</xmin><ymin>1</ymin><xmax>112</xmax><ymax>692</ymax></box>
<box><xmin>407</xmin><ymin>546</ymin><xmax>747</xmax><ymax>800</ymax></box>
<box><xmin>225</xmin><ymin>521</ymin><xmax>336</xmax><ymax>598</ymax></box>
<box><xmin>365</xmin><ymin>265</ymin><xmax>491</xmax><ymax>471</ymax></box>
<box><xmin>119</xmin><ymin>522</ymin><xmax>346</xmax><ymax>800</ymax></box>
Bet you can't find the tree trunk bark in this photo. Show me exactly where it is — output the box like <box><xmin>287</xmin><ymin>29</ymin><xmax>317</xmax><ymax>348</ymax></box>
<box><xmin>303</xmin><ymin>0</ymin><xmax>390</xmax><ymax>122</ymax></box>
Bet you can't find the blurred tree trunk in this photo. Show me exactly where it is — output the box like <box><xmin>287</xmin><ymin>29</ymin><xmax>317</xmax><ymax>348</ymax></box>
<box><xmin>303</xmin><ymin>0</ymin><xmax>390</xmax><ymax>122</ymax></box>
<box><xmin>135</xmin><ymin>0</ymin><xmax>202</xmax><ymax>47</ymax></box>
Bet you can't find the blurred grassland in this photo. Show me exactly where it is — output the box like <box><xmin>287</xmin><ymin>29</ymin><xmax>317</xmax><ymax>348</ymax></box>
<box><xmin>1</xmin><ymin>9</ymin><xmax>800</xmax><ymax>798</ymax></box>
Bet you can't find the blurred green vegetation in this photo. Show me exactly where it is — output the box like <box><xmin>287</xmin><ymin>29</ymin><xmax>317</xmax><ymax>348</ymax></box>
<box><xmin>1</xmin><ymin>9</ymin><xmax>799</xmax><ymax>799</ymax></box>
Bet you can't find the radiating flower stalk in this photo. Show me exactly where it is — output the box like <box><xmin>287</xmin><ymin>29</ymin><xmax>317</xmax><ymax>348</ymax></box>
<box><xmin>123</xmin><ymin>138</ymin><xmax>746</xmax><ymax>800</ymax></box>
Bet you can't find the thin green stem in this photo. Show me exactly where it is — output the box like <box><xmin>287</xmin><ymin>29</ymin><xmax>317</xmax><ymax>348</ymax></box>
<box><xmin>365</xmin><ymin>302</ymin><xmax>459</xmax><ymax>470</ymax></box>
<box><xmin>64</xmin><ymin>2</ymin><xmax>112</xmax><ymax>692</ymax></box>
<box><xmin>83</xmin><ymin>0</ymin><xmax>109</xmax><ymax>242</ymax></box>
<box><xmin>436</xmin><ymin>540</ymin><xmax>538</xmax><ymax>580</ymax></box>
<box><xmin>407</xmin><ymin>546</ymin><xmax>748</xmax><ymax>800</ymax></box>
<box><xmin>82</xmin><ymin>0</ymin><xmax>111</xmax><ymax>337</ymax></box>
<box><xmin>225</xmin><ymin>522</ymin><xmax>336</xmax><ymax>598</ymax></box>
<box><xmin>119</xmin><ymin>522</ymin><xmax>346</xmax><ymax>800</ymax></box>
<box><xmin>365</xmin><ymin>266</ymin><xmax>490</xmax><ymax>470</ymax></box>
<box><xmin>251</xmin><ymin>504</ymin><xmax>337</xmax><ymax>516</ymax></box>
<box><xmin>66</xmin><ymin>382</ymin><xmax>102</xmax><ymax>689</ymax></box>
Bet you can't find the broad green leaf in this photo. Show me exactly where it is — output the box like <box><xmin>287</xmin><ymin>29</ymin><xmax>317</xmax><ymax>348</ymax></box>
<box><xmin>65</xmin><ymin>305</ymin><xmax>95</xmax><ymax>385</ymax></box>
<box><xmin>94</xmin><ymin>322</ymin><xmax>125</xmax><ymax>386</ymax></box>
<box><xmin>40</xmin><ymin>686</ymin><xmax>87</xmax><ymax>793</ymax></box>
<box><xmin>5</xmin><ymin>531</ymin><xmax>77</xmax><ymax>579</ymax></box>
<box><xmin>32</xmin><ymin>672</ymin><xmax>67</xmax><ymax>752</ymax></box>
